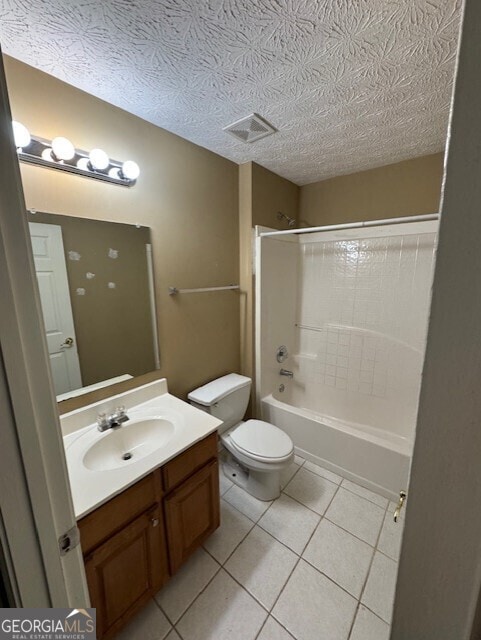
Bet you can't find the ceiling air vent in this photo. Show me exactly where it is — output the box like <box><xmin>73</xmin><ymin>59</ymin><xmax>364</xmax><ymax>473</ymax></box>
<box><xmin>223</xmin><ymin>113</ymin><xmax>277</xmax><ymax>143</ymax></box>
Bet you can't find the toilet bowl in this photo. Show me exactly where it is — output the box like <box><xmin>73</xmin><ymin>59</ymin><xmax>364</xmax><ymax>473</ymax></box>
<box><xmin>188</xmin><ymin>374</ymin><xmax>294</xmax><ymax>501</ymax></box>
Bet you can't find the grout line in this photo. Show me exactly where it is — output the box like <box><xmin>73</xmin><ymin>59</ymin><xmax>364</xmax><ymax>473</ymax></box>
<box><xmin>286</xmin><ymin>463</ymin><xmax>340</xmax><ymax>491</ymax></box>
<box><xmin>349</xmin><ymin>500</ymin><xmax>392</xmax><ymax>638</ymax></box>
<box><xmin>322</xmin><ymin>514</ymin><xmax>384</xmax><ymax>550</ymax></box>
<box><xmin>265</xmin><ymin>484</ymin><xmax>343</xmax><ymax>636</ymax></box>
<box><xmin>357</xmin><ymin>602</ymin><xmax>394</xmax><ymax>627</ymax></box>
<box><xmin>172</xmin><ymin>563</ymin><xmax>224</xmax><ymax>632</ymax></box>
<box><xmin>254</xmin><ymin>615</ymin><xmax>297</xmax><ymax>640</ymax></box>
<box><xmin>298</xmin><ymin>481</ymin><xmax>341</xmax><ymax>555</ymax></box>
<box><xmin>152</xmin><ymin>596</ymin><xmax>175</xmax><ymax>626</ymax></box>
<box><xmin>279</xmin><ymin>483</ymin><xmax>335</xmax><ymax>519</ymax></box>
<box><xmin>253</xmin><ymin>617</ymin><xmax>268</xmax><ymax>640</ymax></box>
<box><xmin>346</xmin><ymin>601</ymin><xmax>362</xmax><ymax>640</ymax></box>
<box><xmin>221</xmin><ymin>491</ymin><xmax>273</xmax><ymax>524</ymax></box>
<box><xmin>281</xmin><ymin>458</ymin><xmax>304</xmax><ymax>489</ymax></box>
<box><xmin>165</xmin><ymin>467</ymin><xmax>400</xmax><ymax>640</ymax></box>
<box><xmin>154</xmin><ymin>558</ymin><xmax>223</xmax><ymax>627</ymax></box>
<box><xmin>336</xmin><ymin>482</ymin><xmax>390</xmax><ymax>509</ymax></box>
<box><xmin>346</xmin><ymin>506</ymin><xmax>389</xmax><ymax>640</ymax></box>
<box><xmin>267</xmin><ymin>556</ymin><xmax>302</xmax><ymax>625</ymax></box>
<box><xmin>202</xmin><ymin>499</ymin><xmax>256</xmax><ymax>564</ymax></box>
<box><xmin>339</xmin><ymin>480</ymin><xmax>390</xmax><ymax>509</ymax></box>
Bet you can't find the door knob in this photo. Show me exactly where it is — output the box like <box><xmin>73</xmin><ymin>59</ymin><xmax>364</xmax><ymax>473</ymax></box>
<box><xmin>393</xmin><ymin>491</ymin><xmax>406</xmax><ymax>523</ymax></box>
<box><xmin>60</xmin><ymin>337</ymin><xmax>74</xmax><ymax>348</ymax></box>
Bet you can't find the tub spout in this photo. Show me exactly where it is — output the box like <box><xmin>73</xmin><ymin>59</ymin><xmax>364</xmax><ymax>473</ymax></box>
<box><xmin>279</xmin><ymin>368</ymin><xmax>294</xmax><ymax>379</ymax></box>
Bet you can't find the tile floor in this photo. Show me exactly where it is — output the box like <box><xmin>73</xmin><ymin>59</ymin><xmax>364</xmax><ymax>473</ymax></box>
<box><xmin>115</xmin><ymin>455</ymin><xmax>404</xmax><ymax>640</ymax></box>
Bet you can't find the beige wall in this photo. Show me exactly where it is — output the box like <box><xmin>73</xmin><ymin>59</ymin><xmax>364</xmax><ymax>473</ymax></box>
<box><xmin>5</xmin><ymin>55</ymin><xmax>239</xmax><ymax>399</ymax></box>
<box><xmin>300</xmin><ymin>153</ymin><xmax>444</xmax><ymax>226</ymax></box>
<box><xmin>239</xmin><ymin>162</ymin><xmax>299</xmax><ymax>413</ymax></box>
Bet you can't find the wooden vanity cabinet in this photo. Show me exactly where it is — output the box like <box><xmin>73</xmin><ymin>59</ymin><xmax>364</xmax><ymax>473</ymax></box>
<box><xmin>162</xmin><ymin>430</ymin><xmax>220</xmax><ymax>573</ymax></box>
<box><xmin>78</xmin><ymin>432</ymin><xmax>219</xmax><ymax>639</ymax></box>
<box><xmin>84</xmin><ymin>504</ymin><xmax>167</xmax><ymax>639</ymax></box>
<box><xmin>164</xmin><ymin>459</ymin><xmax>220</xmax><ymax>573</ymax></box>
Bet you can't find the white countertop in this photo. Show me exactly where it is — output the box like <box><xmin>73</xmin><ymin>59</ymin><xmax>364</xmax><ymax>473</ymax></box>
<box><xmin>61</xmin><ymin>380</ymin><xmax>221</xmax><ymax>519</ymax></box>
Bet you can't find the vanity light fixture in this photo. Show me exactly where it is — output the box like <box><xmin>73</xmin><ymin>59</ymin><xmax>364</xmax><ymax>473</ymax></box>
<box><xmin>11</xmin><ymin>121</ymin><xmax>140</xmax><ymax>187</ymax></box>
<box><xmin>12</xmin><ymin>121</ymin><xmax>31</xmax><ymax>149</ymax></box>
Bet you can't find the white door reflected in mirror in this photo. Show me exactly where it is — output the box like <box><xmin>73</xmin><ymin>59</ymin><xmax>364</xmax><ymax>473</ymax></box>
<box><xmin>29</xmin><ymin>221</ymin><xmax>82</xmax><ymax>395</ymax></box>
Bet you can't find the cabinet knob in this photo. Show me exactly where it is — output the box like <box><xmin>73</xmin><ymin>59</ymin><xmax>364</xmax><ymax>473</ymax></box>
<box><xmin>151</xmin><ymin>518</ymin><xmax>159</xmax><ymax>527</ymax></box>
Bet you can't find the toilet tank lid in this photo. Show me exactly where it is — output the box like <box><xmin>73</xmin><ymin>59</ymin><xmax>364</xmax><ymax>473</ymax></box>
<box><xmin>188</xmin><ymin>373</ymin><xmax>251</xmax><ymax>406</ymax></box>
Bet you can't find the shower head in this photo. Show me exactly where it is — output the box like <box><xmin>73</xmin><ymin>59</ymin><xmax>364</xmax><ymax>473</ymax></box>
<box><xmin>277</xmin><ymin>211</ymin><xmax>296</xmax><ymax>228</ymax></box>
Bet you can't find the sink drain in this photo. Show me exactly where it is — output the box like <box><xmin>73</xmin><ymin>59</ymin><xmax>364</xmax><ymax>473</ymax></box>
<box><xmin>122</xmin><ymin>452</ymin><xmax>133</xmax><ymax>461</ymax></box>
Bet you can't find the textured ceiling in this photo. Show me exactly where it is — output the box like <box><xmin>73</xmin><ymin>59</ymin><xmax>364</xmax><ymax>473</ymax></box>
<box><xmin>0</xmin><ymin>0</ymin><xmax>461</xmax><ymax>185</ymax></box>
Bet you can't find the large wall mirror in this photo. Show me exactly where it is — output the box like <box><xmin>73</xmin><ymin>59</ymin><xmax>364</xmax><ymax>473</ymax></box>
<box><xmin>27</xmin><ymin>211</ymin><xmax>160</xmax><ymax>401</ymax></box>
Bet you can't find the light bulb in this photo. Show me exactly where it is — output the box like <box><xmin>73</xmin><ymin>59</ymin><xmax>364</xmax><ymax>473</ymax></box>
<box><xmin>12</xmin><ymin>121</ymin><xmax>31</xmax><ymax>149</ymax></box>
<box><xmin>121</xmin><ymin>160</ymin><xmax>140</xmax><ymax>181</ymax></box>
<box><xmin>89</xmin><ymin>148</ymin><xmax>109</xmax><ymax>171</ymax></box>
<box><xmin>51</xmin><ymin>136</ymin><xmax>75</xmax><ymax>161</ymax></box>
<box><xmin>77</xmin><ymin>157</ymin><xmax>90</xmax><ymax>171</ymax></box>
<box><xmin>41</xmin><ymin>148</ymin><xmax>54</xmax><ymax>161</ymax></box>
<box><xmin>108</xmin><ymin>167</ymin><xmax>121</xmax><ymax>179</ymax></box>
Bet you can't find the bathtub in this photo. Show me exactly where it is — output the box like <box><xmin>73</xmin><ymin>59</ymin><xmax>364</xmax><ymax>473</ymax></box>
<box><xmin>261</xmin><ymin>391</ymin><xmax>412</xmax><ymax>501</ymax></box>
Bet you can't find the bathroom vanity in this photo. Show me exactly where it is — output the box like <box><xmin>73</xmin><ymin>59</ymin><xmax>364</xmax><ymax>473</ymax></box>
<box><xmin>60</xmin><ymin>379</ymin><xmax>221</xmax><ymax>639</ymax></box>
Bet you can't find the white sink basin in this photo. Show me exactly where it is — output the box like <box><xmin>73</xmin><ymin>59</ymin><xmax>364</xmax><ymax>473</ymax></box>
<box><xmin>62</xmin><ymin>383</ymin><xmax>223</xmax><ymax>519</ymax></box>
<box><xmin>82</xmin><ymin>416</ymin><xmax>175</xmax><ymax>471</ymax></box>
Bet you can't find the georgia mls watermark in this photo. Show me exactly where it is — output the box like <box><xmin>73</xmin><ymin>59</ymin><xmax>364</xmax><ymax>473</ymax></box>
<box><xmin>0</xmin><ymin>608</ymin><xmax>96</xmax><ymax>640</ymax></box>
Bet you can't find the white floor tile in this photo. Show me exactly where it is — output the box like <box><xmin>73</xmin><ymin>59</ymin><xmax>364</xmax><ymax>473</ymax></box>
<box><xmin>361</xmin><ymin>552</ymin><xmax>398</xmax><ymax>624</ymax></box>
<box><xmin>258</xmin><ymin>616</ymin><xmax>295</xmax><ymax>640</ymax></box>
<box><xmin>272</xmin><ymin>560</ymin><xmax>357</xmax><ymax>640</ymax></box>
<box><xmin>219</xmin><ymin>469</ymin><xmax>234</xmax><ymax>495</ymax></box>
<box><xmin>303</xmin><ymin>519</ymin><xmax>374</xmax><ymax>598</ymax></box>
<box><xmin>280</xmin><ymin>461</ymin><xmax>300</xmax><ymax>489</ymax></box>
<box><xmin>378</xmin><ymin>508</ymin><xmax>404</xmax><ymax>560</ymax></box>
<box><xmin>115</xmin><ymin>600</ymin><xmax>171</xmax><ymax>640</ymax></box>
<box><xmin>225</xmin><ymin>525</ymin><xmax>298</xmax><ymax>610</ymax></box>
<box><xmin>176</xmin><ymin>569</ymin><xmax>267</xmax><ymax>640</ymax></box>
<box><xmin>203</xmin><ymin>500</ymin><xmax>254</xmax><ymax>564</ymax></box>
<box><xmin>223</xmin><ymin>484</ymin><xmax>272</xmax><ymax>522</ymax></box>
<box><xmin>341</xmin><ymin>479</ymin><xmax>388</xmax><ymax>509</ymax></box>
<box><xmin>350</xmin><ymin>605</ymin><xmax>390</xmax><ymax>640</ymax></box>
<box><xmin>294</xmin><ymin>454</ymin><xmax>305</xmax><ymax>466</ymax></box>
<box><xmin>164</xmin><ymin>631</ymin><xmax>182</xmax><ymax>640</ymax></box>
<box><xmin>258</xmin><ymin>494</ymin><xmax>320</xmax><ymax>555</ymax></box>
<box><xmin>155</xmin><ymin>548</ymin><xmax>219</xmax><ymax>623</ymax></box>
<box><xmin>303</xmin><ymin>460</ymin><xmax>343</xmax><ymax>485</ymax></box>
<box><xmin>283</xmin><ymin>467</ymin><xmax>338</xmax><ymax>515</ymax></box>
<box><xmin>325</xmin><ymin>488</ymin><xmax>385</xmax><ymax>546</ymax></box>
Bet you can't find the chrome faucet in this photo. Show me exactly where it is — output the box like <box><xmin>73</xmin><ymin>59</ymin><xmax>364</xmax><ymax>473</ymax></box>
<box><xmin>97</xmin><ymin>406</ymin><xmax>129</xmax><ymax>432</ymax></box>
<box><xmin>279</xmin><ymin>368</ymin><xmax>294</xmax><ymax>379</ymax></box>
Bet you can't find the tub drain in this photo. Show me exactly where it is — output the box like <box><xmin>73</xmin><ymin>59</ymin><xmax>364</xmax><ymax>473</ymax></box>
<box><xmin>122</xmin><ymin>452</ymin><xmax>133</xmax><ymax>461</ymax></box>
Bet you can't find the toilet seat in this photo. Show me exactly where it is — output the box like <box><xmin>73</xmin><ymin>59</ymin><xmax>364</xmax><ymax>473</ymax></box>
<box><xmin>229</xmin><ymin>419</ymin><xmax>294</xmax><ymax>463</ymax></box>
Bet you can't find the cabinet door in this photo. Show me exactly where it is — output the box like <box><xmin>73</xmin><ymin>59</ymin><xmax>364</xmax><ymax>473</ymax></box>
<box><xmin>164</xmin><ymin>460</ymin><xmax>220</xmax><ymax>573</ymax></box>
<box><xmin>84</xmin><ymin>505</ymin><xmax>168</xmax><ymax>639</ymax></box>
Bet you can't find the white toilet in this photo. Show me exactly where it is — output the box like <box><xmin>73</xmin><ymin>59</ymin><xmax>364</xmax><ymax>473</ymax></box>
<box><xmin>188</xmin><ymin>373</ymin><xmax>294</xmax><ymax>501</ymax></box>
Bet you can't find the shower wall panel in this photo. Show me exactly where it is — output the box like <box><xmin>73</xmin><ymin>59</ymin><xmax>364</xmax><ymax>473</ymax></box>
<box><xmin>295</xmin><ymin>228</ymin><xmax>437</xmax><ymax>438</ymax></box>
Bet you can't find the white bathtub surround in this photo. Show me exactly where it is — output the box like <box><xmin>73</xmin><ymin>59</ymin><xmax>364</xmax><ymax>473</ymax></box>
<box><xmin>262</xmin><ymin>394</ymin><xmax>409</xmax><ymax>500</ymax></box>
<box><xmin>123</xmin><ymin>460</ymin><xmax>399</xmax><ymax>640</ymax></box>
<box><xmin>256</xmin><ymin>221</ymin><xmax>437</xmax><ymax>497</ymax></box>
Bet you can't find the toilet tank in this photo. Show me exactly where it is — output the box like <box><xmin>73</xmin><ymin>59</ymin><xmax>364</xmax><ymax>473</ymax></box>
<box><xmin>188</xmin><ymin>373</ymin><xmax>251</xmax><ymax>433</ymax></box>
